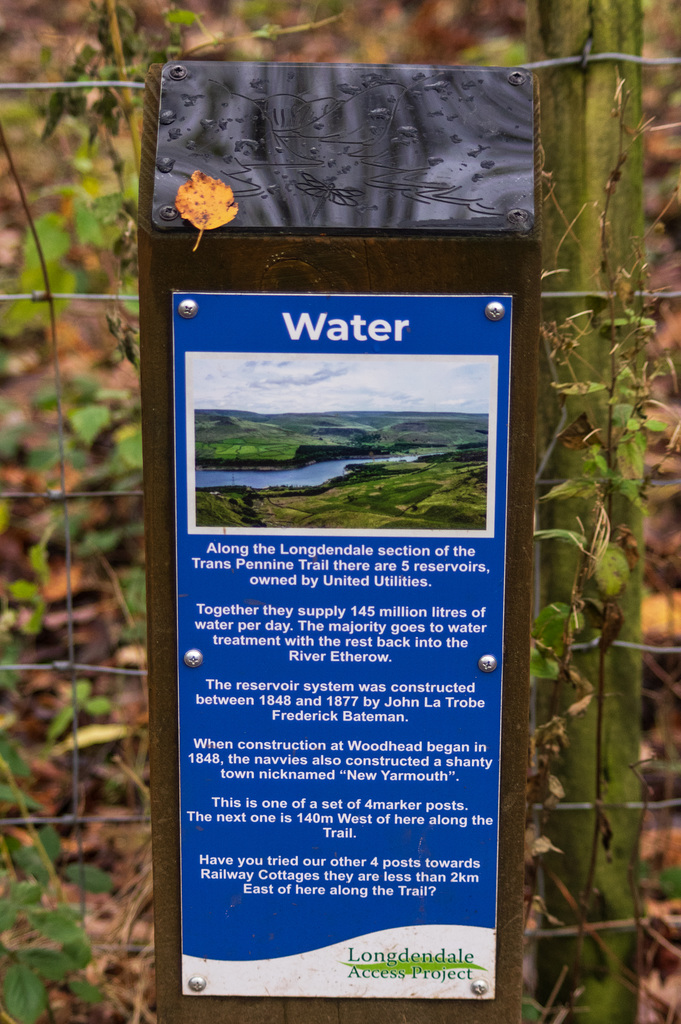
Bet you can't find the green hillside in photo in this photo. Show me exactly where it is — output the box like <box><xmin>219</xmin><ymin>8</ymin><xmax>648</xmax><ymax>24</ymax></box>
<box><xmin>195</xmin><ymin>409</ymin><xmax>488</xmax><ymax>468</ymax></box>
<box><xmin>194</xmin><ymin>409</ymin><xmax>489</xmax><ymax>531</ymax></box>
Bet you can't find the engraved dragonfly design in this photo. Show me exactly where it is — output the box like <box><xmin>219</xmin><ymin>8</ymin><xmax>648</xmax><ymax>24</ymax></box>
<box><xmin>294</xmin><ymin>172</ymin><xmax>365</xmax><ymax>221</ymax></box>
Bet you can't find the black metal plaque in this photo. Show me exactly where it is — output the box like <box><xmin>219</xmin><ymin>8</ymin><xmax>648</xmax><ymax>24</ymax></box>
<box><xmin>152</xmin><ymin>62</ymin><xmax>534</xmax><ymax>235</ymax></box>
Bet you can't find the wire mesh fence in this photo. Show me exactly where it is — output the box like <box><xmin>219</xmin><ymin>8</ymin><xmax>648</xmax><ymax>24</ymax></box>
<box><xmin>1</xmin><ymin>42</ymin><xmax>681</xmax><ymax>1022</ymax></box>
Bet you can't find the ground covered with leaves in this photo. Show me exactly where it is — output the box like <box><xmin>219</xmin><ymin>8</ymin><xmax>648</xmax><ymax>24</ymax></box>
<box><xmin>1</xmin><ymin>1</ymin><xmax>681</xmax><ymax>1022</ymax></box>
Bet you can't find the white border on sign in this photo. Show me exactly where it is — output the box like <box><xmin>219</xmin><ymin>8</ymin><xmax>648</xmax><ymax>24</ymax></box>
<box><xmin>182</xmin><ymin>923</ymin><xmax>496</xmax><ymax>999</ymax></box>
<box><xmin>184</xmin><ymin>351</ymin><xmax>499</xmax><ymax>538</ymax></box>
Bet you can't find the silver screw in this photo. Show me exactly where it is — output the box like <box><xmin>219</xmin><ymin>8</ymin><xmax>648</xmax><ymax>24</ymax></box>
<box><xmin>159</xmin><ymin>205</ymin><xmax>179</xmax><ymax>221</ymax></box>
<box><xmin>507</xmin><ymin>208</ymin><xmax>531</xmax><ymax>227</ymax></box>
<box><xmin>169</xmin><ymin>65</ymin><xmax>188</xmax><ymax>81</ymax></box>
<box><xmin>478</xmin><ymin>654</ymin><xmax>498</xmax><ymax>673</ymax></box>
<box><xmin>508</xmin><ymin>70</ymin><xmax>527</xmax><ymax>87</ymax></box>
<box><xmin>178</xmin><ymin>299</ymin><xmax>199</xmax><ymax>320</ymax></box>
<box><xmin>188</xmin><ymin>975</ymin><xmax>207</xmax><ymax>992</ymax></box>
<box><xmin>484</xmin><ymin>301</ymin><xmax>505</xmax><ymax>322</ymax></box>
<box><xmin>471</xmin><ymin>978</ymin><xmax>489</xmax><ymax>996</ymax></box>
<box><xmin>183</xmin><ymin>648</ymin><xmax>203</xmax><ymax>668</ymax></box>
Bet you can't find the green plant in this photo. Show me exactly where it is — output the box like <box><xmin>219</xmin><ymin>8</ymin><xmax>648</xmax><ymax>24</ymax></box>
<box><xmin>0</xmin><ymin>751</ymin><xmax>108</xmax><ymax>1023</ymax></box>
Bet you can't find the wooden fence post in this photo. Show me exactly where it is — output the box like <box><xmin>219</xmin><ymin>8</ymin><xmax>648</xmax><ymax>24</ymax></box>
<box><xmin>527</xmin><ymin>2</ymin><xmax>644</xmax><ymax>1019</ymax></box>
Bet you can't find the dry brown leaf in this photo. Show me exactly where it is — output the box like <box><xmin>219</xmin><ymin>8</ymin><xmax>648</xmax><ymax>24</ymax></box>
<box><xmin>44</xmin><ymin>562</ymin><xmax>84</xmax><ymax>602</ymax></box>
<box><xmin>175</xmin><ymin>170</ymin><xmax>239</xmax><ymax>251</ymax></box>
<box><xmin>557</xmin><ymin>411</ymin><xmax>603</xmax><ymax>450</ymax></box>
<box><xmin>614</xmin><ymin>523</ymin><xmax>640</xmax><ymax>569</ymax></box>
<box><xmin>566</xmin><ymin>693</ymin><xmax>593</xmax><ymax>718</ymax></box>
<box><xmin>531</xmin><ymin>833</ymin><xmax>563</xmax><ymax>856</ymax></box>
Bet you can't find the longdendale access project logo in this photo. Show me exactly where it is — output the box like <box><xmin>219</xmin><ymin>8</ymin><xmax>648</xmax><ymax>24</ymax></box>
<box><xmin>341</xmin><ymin>946</ymin><xmax>487</xmax><ymax>982</ymax></box>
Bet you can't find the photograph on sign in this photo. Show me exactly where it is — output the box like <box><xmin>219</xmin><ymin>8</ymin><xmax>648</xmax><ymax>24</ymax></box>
<box><xmin>172</xmin><ymin>294</ymin><xmax>510</xmax><ymax>1000</ymax></box>
<box><xmin>184</xmin><ymin>352</ymin><xmax>498</xmax><ymax>536</ymax></box>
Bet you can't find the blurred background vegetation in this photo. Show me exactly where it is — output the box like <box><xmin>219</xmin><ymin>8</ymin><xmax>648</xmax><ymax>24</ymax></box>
<box><xmin>1</xmin><ymin>1</ymin><xmax>681</xmax><ymax>1021</ymax></box>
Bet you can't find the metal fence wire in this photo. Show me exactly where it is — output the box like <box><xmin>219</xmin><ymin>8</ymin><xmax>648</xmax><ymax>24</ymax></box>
<box><xmin>1</xmin><ymin>54</ymin><xmax>681</xmax><ymax>973</ymax></box>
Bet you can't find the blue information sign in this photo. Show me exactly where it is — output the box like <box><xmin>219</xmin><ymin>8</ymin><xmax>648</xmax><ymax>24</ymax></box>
<box><xmin>173</xmin><ymin>293</ymin><xmax>511</xmax><ymax>998</ymax></box>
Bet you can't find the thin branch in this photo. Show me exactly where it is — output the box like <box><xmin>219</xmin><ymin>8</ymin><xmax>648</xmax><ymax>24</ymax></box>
<box><xmin>181</xmin><ymin>13</ymin><xmax>343</xmax><ymax>57</ymax></box>
<box><xmin>104</xmin><ymin>0</ymin><xmax>141</xmax><ymax>175</ymax></box>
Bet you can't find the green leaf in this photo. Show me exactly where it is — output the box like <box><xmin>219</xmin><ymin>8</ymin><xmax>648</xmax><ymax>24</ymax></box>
<box><xmin>4</xmin><ymin>964</ymin><xmax>48</xmax><ymax>1024</ymax></box>
<box><xmin>45</xmin><ymin>705</ymin><xmax>74</xmax><ymax>743</ymax></box>
<box><xmin>0</xmin><ymin>499</ymin><xmax>9</xmax><ymax>533</ymax></box>
<box><xmin>612</xmin><ymin>402</ymin><xmax>634</xmax><ymax>427</ymax></box>
<box><xmin>530</xmin><ymin>648</ymin><xmax>559</xmax><ymax>679</ymax></box>
<box><xmin>554</xmin><ymin>381</ymin><xmax>607</xmax><ymax>396</ymax></box>
<box><xmin>77</xmin><ymin>526</ymin><xmax>125</xmax><ymax>555</ymax></box>
<box><xmin>584</xmin><ymin>450</ymin><xmax>609</xmax><ymax>476</ymax></box>
<box><xmin>594</xmin><ymin>545</ymin><xmax>630</xmax><ymax>599</ymax></box>
<box><xmin>74</xmin><ymin>202</ymin><xmax>105</xmax><ymax>247</ymax></box>
<box><xmin>645</xmin><ymin>418</ymin><xmax>667</xmax><ymax>432</ymax></box>
<box><xmin>114</xmin><ymin>425</ymin><xmax>143</xmax><ymax>469</ymax></box>
<box><xmin>19</xmin><ymin>948</ymin><xmax>72</xmax><ymax>982</ymax></box>
<box><xmin>22</xmin><ymin>600</ymin><xmax>46</xmax><ymax>636</ymax></box>
<box><xmin>65</xmin><ymin>863</ymin><xmax>113</xmax><ymax>894</ymax></box>
<box><xmin>0</xmin><ymin>783</ymin><xmax>42</xmax><ymax>810</ymax></box>
<box><xmin>68</xmin><ymin>405</ymin><xmax>111</xmax><ymax>445</ymax></box>
<box><xmin>533</xmin><ymin>528</ymin><xmax>586</xmax><ymax>547</ymax></box>
<box><xmin>8</xmin><ymin>580</ymin><xmax>38</xmax><ymax>601</ymax></box>
<box><xmin>23</xmin><ymin>212</ymin><xmax>70</xmax><ymax>270</ymax></box>
<box><xmin>0</xmin><ymin>736</ymin><xmax>30</xmax><ymax>777</ymax></box>
<box><xmin>74</xmin><ymin>680</ymin><xmax>92</xmax><ymax>704</ymax></box>
<box><xmin>28</xmin><ymin>541</ymin><xmax>50</xmax><ymax>584</ymax></box>
<box><xmin>532</xmin><ymin>602</ymin><xmax>573</xmax><ymax>656</ymax></box>
<box><xmin>27</xmin><ymin>908</ymin><xmax>84</xmax><ymax>945</ymax></box>
<box><xmin>13</xmin><ymin>847</ymin><xmax>49</xmax><ymax>886</ymax></box>
<box><xmin>92</xmin><ymin>192</ymin><xmax>124</xmax><ymax>224</ymax></box>
<box><xmin>68</xmin><ymin>979</ymin><xmax>104</xmax><ymax>1003</ymax></box>
<box><xmin>10</xmin><ymin>881</ymin><xmax>43</xmax><ymax>906</ymax></box>
<box><xmin>614</xmin><ymin>477</ymin><xmax>645</xmax><ymax>508</ymax></box>
<box><xmin>0</xmin><ymin>901</ymin><xmax>18</xmax><ymax>931</ymax></box>
<box><xmin>166</xmin><ymin>9</ymin><xmax>198</xmax><ymax>24</ymax></box>
<box><xmin>37</xmin><ymin>825</ymin><xmax>61</xmax><ymax>863</ymax></box>
<box><xmin>540</xmin><ymin>479</ymin><xmax>594</xmax><ymax>502</ymax></box>
<box><xmin>61</xmin><ymin>938</ymin><xmax>92</xmax><ymax>970</ymax></box>
<box><xmin>600</xmin><ymin>316</ymin><xmax>631</xmax><ymax>331</ymax></box>
<box><xmin>659</xmin><ymin>867</ymin><xmax>681</xmax><ymax>899</ymax></box>
<box><xmin>84</xmin><ymin>696</ymin><xmax>111</xmax><ymax>716</ymax></box>
<box><xmin>617</xmin><ymin>434</ymin><xmax>645</xmax><ymax>479</ymax></box>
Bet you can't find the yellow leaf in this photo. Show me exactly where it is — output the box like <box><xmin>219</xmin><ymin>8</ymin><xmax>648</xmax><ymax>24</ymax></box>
<box><xmin>175</xmin><ymin>171</ymin><xmax>239</xmax><ymax>251</ymax></box>
<box><xmin>52</xmin><ymin>723</ymin><xmax>129</xmax><ymax>756</ymax></box>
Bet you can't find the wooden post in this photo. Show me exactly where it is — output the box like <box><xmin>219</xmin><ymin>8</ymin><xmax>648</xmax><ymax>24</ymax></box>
<box><xmin>139</xmin><ymin>61</ymin><xmax>540</xmax><ymax>1024</ymax></box>
<box><xmin>527</xmin><ymin>2</ymin><xmax>644</xmax><ymax>1018</ymax></box>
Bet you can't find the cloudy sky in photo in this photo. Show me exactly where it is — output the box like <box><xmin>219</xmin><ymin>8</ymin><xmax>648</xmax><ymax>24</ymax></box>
<box><xmin>190</xmin><ymin>353</ymin><xmax>492</xmax><ymax>415</ymax></box>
